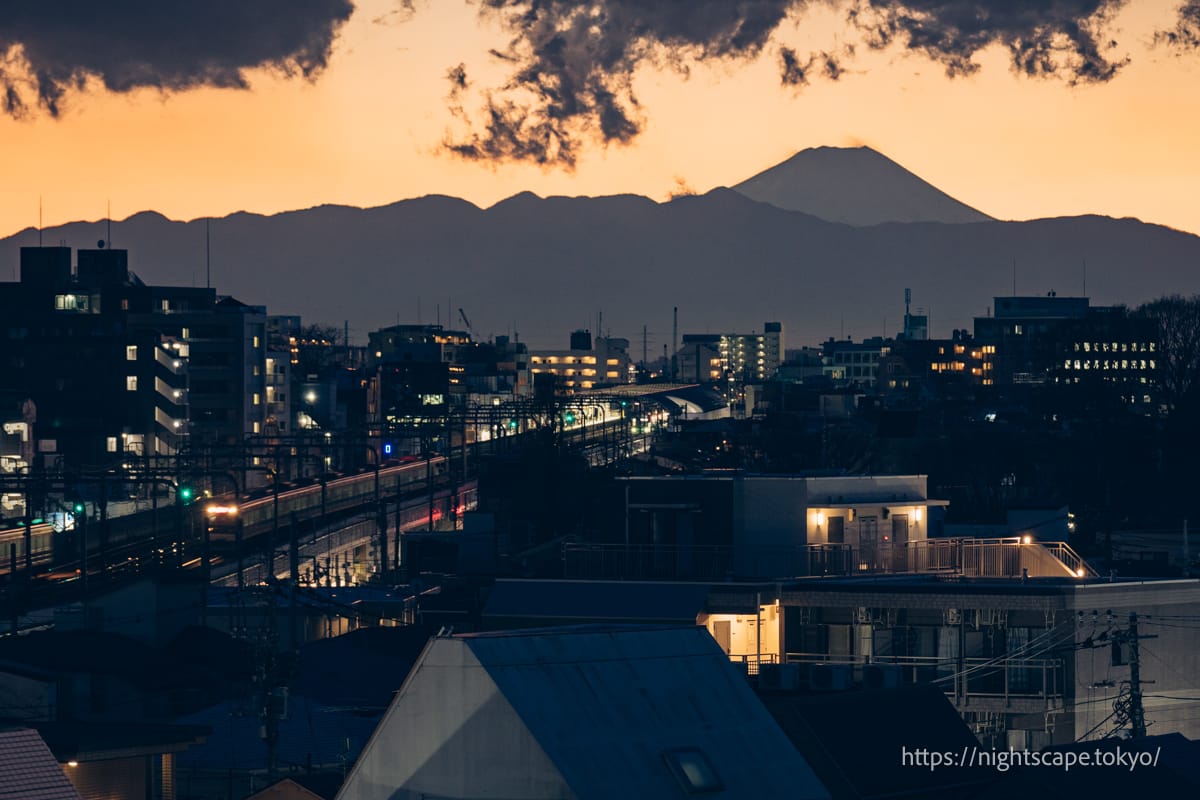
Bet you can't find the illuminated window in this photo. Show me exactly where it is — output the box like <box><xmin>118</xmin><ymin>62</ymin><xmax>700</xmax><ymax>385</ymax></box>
<box><xmin>252</xmin><ymin>393</ymin><xmax>260</xmax><ymax>405</ymax></box>
<box><xmin>253</xmin><ymin>421</ymin><xmax>260</xmax><ymax>433</ymax></box>
<box><xmin>126</xmin><ymin>345</ymin><xmax>138</xmax><ymax>361</ymax></box>
<box><xmin>106</xmin><ymin>436</ymin><xmax>118</xmax><ymax>453</ymax></box>
<box><xmin>126</xmin><ymin>375</ymin><xmax>138</xmax><ymax>391</ymax></box>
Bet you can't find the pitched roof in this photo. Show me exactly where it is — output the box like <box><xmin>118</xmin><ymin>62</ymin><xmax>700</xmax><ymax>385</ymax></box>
<box><xmin>0</xmin><ymin>727</ymin><xmax>81</xmax><ymax>800</ymax></box>
<box><xmin>466</xmin><ymin>626</ymin><xmax>825</xmax><ymax>798</ymax></box>
<box><xmin>761</xmin><ymin>685</ymin><xmax>992</xmax><ymax>799</ymax></box>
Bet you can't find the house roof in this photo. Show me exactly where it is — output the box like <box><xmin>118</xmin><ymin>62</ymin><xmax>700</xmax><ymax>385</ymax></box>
<box><xmin>481</xmin><ymin>579</ymin><xmax>711</xmax><ymax>624</ymax></box>
<box><xmin>0</xmin><ymin>727</ymin><xmax>81</xmax><ymax>800</ymax></box>
<box><xmin>761</xmin><ymin>685</ymin><xmax>993</xmax><ymax>800</ymax></box>
<box><xmin>175</xmin><ymin>694</ymin><xmax>378</xmax><ymax>773</ymax></box>
<box><xmin>973</xmin><ymin>733</ymin><xmax>1200</xmax><ymax>798</ymax></box>
<box><xmin>456</xmin><ymin>625</ymin><xmax>827</xmax><ymax>799</ymax></box>
<box><xmin>25</xmin><ymin>720</ymin><xmax>209</xmax><ymax>761</ymax></box>
<box><xmin>248</xmin><ymin>774</ymin><xmax>344</xmax><ymax>800</ymax></box>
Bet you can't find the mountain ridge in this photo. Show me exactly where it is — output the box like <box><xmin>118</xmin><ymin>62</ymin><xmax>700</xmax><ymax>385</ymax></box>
<box><xmin>3</xmin><ymin>192</ymin><xmax>1196</xmax><ymax>349</ymax></box>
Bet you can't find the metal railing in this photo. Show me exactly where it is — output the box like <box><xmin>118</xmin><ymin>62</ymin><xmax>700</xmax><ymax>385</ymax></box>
<box><xmin>563</xmin><ymin>537</ymin><xmax>1095</xmax><ymax>580</ymax></box>
<box><xmin>775</xmin><ymin>651</ymin><xmax>1064</xmax><ymax>706</ymax></box>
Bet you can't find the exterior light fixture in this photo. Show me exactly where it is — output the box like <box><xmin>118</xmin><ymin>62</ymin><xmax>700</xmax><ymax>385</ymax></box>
<box><xmin>1021</xmin><ymin>535</ymin><xmax>1032</xmax><ymax>544</ymax></box>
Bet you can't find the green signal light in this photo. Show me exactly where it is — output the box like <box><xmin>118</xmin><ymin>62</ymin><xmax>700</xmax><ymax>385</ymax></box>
<box><xmin>508</xmin><ymin>419</ymin><xmax>518</xmax><ymax>430</ymax></box>
<box><xmin>72</xmin><ymin>502</ymin><xmax>85</xmax><ymax>514</ymax></box>
<box><xmin>179</xmin><ymin>486</ymin><xmax>194</xmax><ymax>503</ymax></box>
<box><xmin>564</xmin><ymin>411</ymin><xmax>576</xmax><ymax>424</ymax></box>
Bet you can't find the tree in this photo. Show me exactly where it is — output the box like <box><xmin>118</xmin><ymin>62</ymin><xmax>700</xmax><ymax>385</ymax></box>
<box><xmin>1137</xmin><ymin>294</ymin><xmax>1200</xmax><ymax>414</ymax></box>
<box><xmin>295</xmin><ymin>323</ymin><xmax>341</xmax><ymax>378</ymax></box>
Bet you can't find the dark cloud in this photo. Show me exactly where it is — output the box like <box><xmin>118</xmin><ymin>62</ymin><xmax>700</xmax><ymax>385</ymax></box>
<box><xmin>444</xmin><ymin>0</ymin><xmax>798</xmax><ymax>169</ymax></box>
<box><xmin>1158</xmin><ymin>1</ymin><xmax>1200</xmax><ymax>49</ymax></box>
<box><xmin>445</xmin><ymin>1</ymin><xmax>1154</xmax><ymax>167</ymax></box>
<box><xmin>848</xmin><ymin>1</ymin><xmax>1129</xmax><ymax>85</ymax></box>
<box><xmin>780</xmin><ymin>46</ymin><xmax>847</xmax><ymax>87</ymax></box>
<box><xmin>0</xmin><ymin>0</ymin><xmax>353</xmax><ymax>117</ymax></box>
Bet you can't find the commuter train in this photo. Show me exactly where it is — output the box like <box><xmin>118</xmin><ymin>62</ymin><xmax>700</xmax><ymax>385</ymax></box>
<box><xmin>0</xmin><ymin>456</ymin><xmax>451</xmax><ymax>578</ymax></box>
<box><xmin>207</xmin><ymin>456</ymin><xmax>450</xmax><ymax>544</ymax></box>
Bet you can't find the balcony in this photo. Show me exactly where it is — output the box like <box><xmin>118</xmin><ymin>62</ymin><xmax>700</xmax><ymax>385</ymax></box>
<box><xmin>562</xmin><ymin>537</ymin><xmax>1096</xmax><ymax>581</ymax></box>
<box><xmin>766</xmin><ymin>652</ymin><xmax>1065</xmax><ymax>712</ymax></box>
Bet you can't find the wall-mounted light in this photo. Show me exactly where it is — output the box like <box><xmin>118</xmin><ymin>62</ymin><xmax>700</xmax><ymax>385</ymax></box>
<box><xmin>913</xmin><ymin>507</ymin><xmax>923</xmax><ymax>522</ymax></box>
<box><xmin>1021</xmin><ymin>535</ymin><xmax>1032</xmax><ymax>544</ymax></box>
<box><xmin>815</xmin><ymin>511</ymin><xmax>826</xmax><ymax>525</ymax></box>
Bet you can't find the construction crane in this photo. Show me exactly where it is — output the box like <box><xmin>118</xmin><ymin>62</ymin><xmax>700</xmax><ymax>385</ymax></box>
<box><xmin>458</xmin><ymin>308</ymin><xmax>474</xmax><ymax>337</ymax></box>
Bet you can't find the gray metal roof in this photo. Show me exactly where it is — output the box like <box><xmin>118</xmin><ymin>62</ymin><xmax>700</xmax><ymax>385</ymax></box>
<box><xmin>0</xmin><ymin>727</ymin><xmax>81</xmax><ymax>800</ymax></box>
<box><xmin>461</xmin><ymin>625</ymin><xmax>829</xmax><ymax>799</ymax></box>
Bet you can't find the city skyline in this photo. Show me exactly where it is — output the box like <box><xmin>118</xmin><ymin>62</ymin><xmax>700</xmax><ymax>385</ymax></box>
<box><xmin>3</xmin><ymin>0</ymin><xmax>1200</xmax><ymax>237</ymax></box>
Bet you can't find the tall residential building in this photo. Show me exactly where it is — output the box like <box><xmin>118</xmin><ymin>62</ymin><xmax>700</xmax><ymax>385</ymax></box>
<box><xmin>0</xmin><ymin>246</ymin><xmax>266</xmax><ymax>472</ymax></box>
<box><xmin>679</xmin><ymin>323</ymin><xmax>785</xmax><ymax>384</ymax></box>
<box><xmin>527</xmin><ymin>330</ymin><xmax>632</xmax><ymax>391</ymax></box>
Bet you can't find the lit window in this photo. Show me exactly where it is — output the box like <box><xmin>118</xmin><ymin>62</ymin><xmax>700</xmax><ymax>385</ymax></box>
<box><xmin>253</xmin><ymin>336</ymin><xmax>260</xmax><ymax>348</ymax></box>
<box><xmin>106</xmin><ymin>436</ymin><xmax>118</xmax><ymax>453</ymax></box>
<box><xmin>252</xmin><ymin>393</ymin><xmax>260</xmax><ymax>405</ymax></box>
<box><xmin>126</xmin><ymin>345</ymin><xmax>138</xmax><ymax>361</ymax></box>
<box><xmin>664</xmin><ymin>749</ymin><xmax>722</xmax><ymax>795</ymax></box>
<box><xmin>126</xmin><ymin>375</ymin><xmax>138</xmax><ymax>391</ymax></box>
<box><xmin>253</xmin><ymin>421</ymin><xmax>261</xmax><ymax>434</ymax></box>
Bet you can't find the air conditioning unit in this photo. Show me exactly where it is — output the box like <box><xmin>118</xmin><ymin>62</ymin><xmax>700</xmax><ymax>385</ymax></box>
<box><xmin>758</xmin><ymin>663</ymin><xmax>783</xmax><ymax>690</ymax></box>
<box><xmin>759</xmin><ymin>663</ymin><xmax>803</xmax><ymax>691</ymax></box>
<box><xmin>945</xmin><ymin>608</ymin><xmax>961</xmax><ymax>625</ymax></box>
<box><xmin>863</xmin><ymin>664</ymin><xmax>902</xmax><ymax>690</ymax></box>
<box><xmin>810</xmin><ymin>663</ymin><xmax>852</xmax><ymax>692</ymax></box>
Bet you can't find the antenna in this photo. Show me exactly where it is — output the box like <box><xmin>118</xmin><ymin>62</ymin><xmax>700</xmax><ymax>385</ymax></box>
<box><xmin>38</xmin><ymin>196</ymin><xmax>43</xmax><ymax>247</ymax></box>
<box><xmin>672</xmin><ymin>306</ymin><xmax>678</xmax><ymax>381</ymax></box>
<box><xmin>205</xmin><ymin>219</ymin><xmax>211</xmax><ymax>289</ymax></box>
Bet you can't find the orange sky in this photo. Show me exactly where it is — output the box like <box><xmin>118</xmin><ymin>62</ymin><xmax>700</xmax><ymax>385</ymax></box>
<box><xmin>3</xmin><ymin>0</ymin><xmax>1200</xmax><ymax>237</ymax></box>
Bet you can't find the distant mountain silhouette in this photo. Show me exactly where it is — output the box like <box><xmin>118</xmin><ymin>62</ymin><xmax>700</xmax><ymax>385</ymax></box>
<box><xmin>3</xmin><ymin>188</ymin><xmax>1197</xmax><ymax>350</ymax></box>
<box><xmin>733</xmin><ymin>146</ymin><xmax>994</xmax><ymax>226</ymax></box>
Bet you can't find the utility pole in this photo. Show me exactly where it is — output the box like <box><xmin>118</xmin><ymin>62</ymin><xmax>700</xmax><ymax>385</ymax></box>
<box><xmin>1126</xmin><ymin>612</ymin><xmax>1153</xmax><ymax>738</ymax></box>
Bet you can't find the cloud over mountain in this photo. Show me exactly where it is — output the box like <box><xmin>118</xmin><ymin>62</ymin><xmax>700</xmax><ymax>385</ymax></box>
<box><xmin>0</xmin><ymin>0</ymin><xmax>353</xmax><ymax>117</ymax></box>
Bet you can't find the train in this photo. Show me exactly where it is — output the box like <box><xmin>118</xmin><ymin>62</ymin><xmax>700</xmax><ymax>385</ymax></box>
<box><xmin>0</xmin><ymin>455</ymin><xmax>451</xmax><ymax>578</ymax></box>
<box><xmin>206</xmin><ymin>456</ymin><xmax>451</xmax><ymax>545</ymax></box>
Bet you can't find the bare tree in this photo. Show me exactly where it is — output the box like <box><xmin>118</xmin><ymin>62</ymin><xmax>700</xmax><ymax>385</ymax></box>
<box><xmin>295</xmin><ymin>323</ymin><xmax>341</xmax><ymax>377</ymax></box>
<box><xmin>1137</xmin><ymin>294</ymin><xmax>1200</xmax><ymax>413</ymax></box>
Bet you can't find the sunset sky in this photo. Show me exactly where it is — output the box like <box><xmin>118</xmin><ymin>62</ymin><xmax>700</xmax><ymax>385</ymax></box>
<box><xmin>3</xmin><ymin>0</ymin><xmax>1200</xmax><ymax>237</ymax></box>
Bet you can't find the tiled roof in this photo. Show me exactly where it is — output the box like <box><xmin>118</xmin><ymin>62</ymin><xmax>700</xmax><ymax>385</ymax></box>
<box><xmin>0</xmin><ymin>727</ymin><xmax>81</xmax><ymax>800</ymax></box>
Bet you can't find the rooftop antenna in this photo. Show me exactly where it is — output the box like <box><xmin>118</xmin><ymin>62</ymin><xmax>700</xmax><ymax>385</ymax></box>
<box><xmin>38</xmin><ymin>196</ymin><xmax>43</xmax><ymax>247</ymax></box>
<box><xmin>205</xmin><ymin>219</ymin><xmax>211</xmax><ymax>289</ymax></box>
<box><xmin>672</xmin><ymin>306</ymin><xmax>678</xmax><ymax>380</ymax></box>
